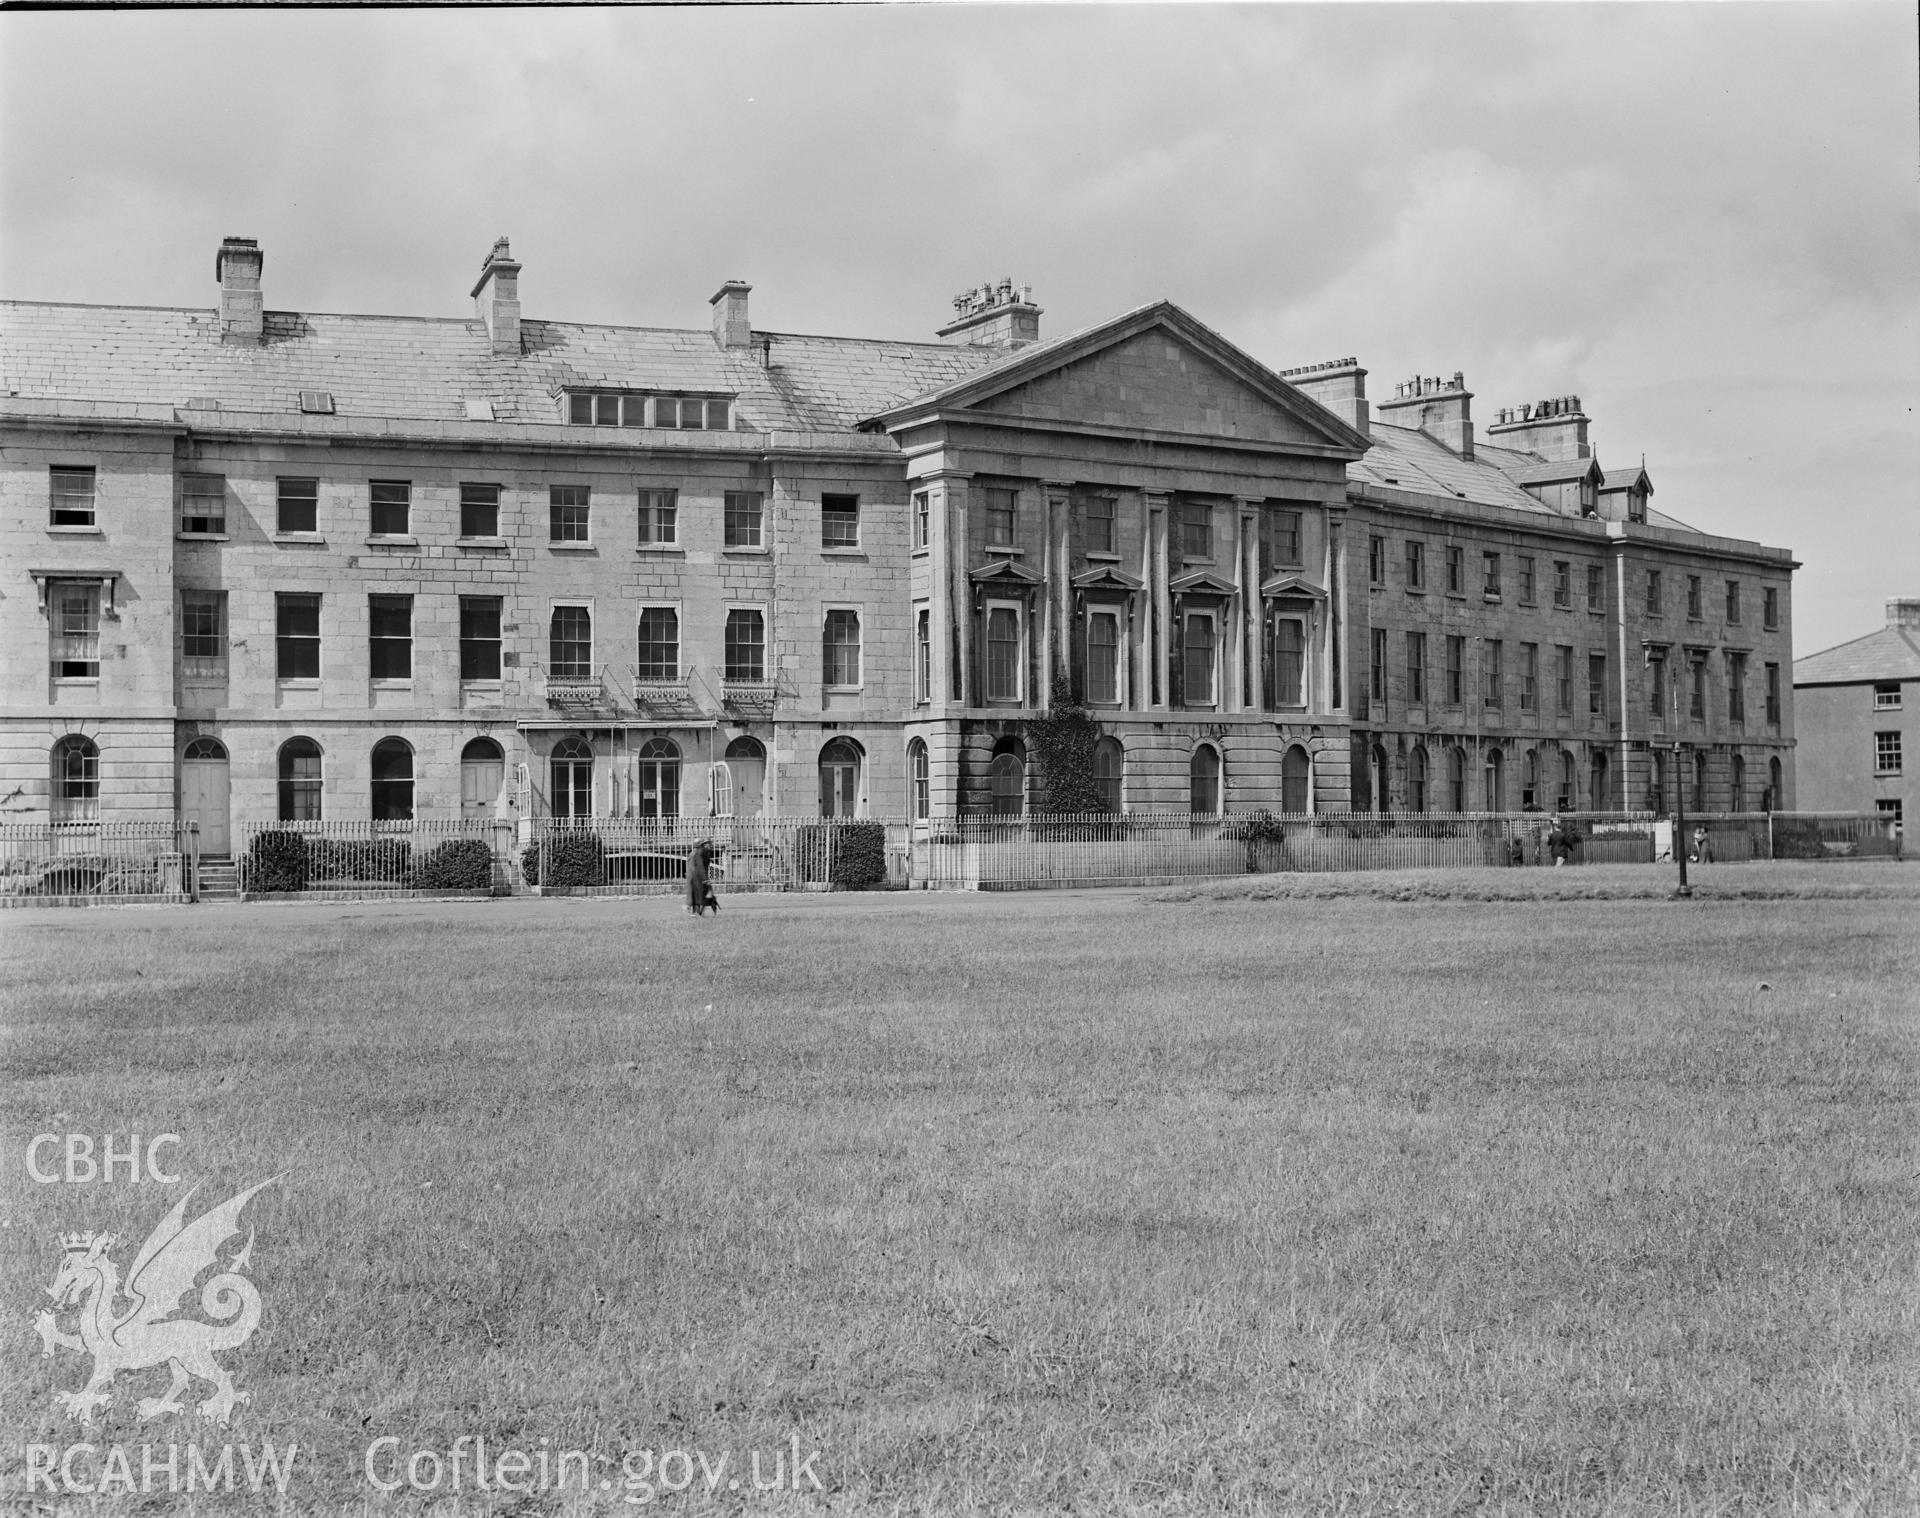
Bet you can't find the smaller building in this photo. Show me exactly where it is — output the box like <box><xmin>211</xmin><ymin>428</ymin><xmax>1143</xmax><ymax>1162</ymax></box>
<box><xmin>1793</xmin><ymin>598</ymin><xmax>1919</xmax><ymax>835</ymax></box>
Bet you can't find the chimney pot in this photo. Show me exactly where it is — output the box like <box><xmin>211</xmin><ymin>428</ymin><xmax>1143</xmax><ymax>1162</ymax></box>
<box><xmin>1375</xmin><ymin>368</ymin><xmax>1473</xmax><ymax>458</ymax></box>
<box><xmin>215</xmin><ymin>236</ymin><xmax>264</xmax><ymax>346</ymax></box>
<box><xmin>1486</xmin><ymin>392</ymin><xmax>1591</xmax><ymax>461</ymax></box>
<box><xmin>937</xmin><ymin>279</ymin><xmax>1041</xmax><ymax>348</ymax></box>
<box><xmin>710</xmin><ymin>281</ymin><xmax>753</xmax><ymax>350</ymax></box>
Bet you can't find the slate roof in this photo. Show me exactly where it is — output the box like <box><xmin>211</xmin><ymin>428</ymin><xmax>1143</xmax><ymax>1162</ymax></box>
<box><xmin>0</xmin><ymin>300</ymin><xmax>1010</xmax><ymax>433</ymax></box>
<box><xmin>1794</xmin><ymin>623</ymin><xmax>1920</xmax><ymax>685</ymax></box>
<box><xmin>1352</xmin><ymin>424</ymin><xmax>1556</xmax><ymax>514</ymax></box>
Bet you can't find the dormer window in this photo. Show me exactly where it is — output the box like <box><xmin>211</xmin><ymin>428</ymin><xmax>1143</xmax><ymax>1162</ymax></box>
<box><xmin>1627</xmin><ymin>487</ymin><xmax>1646</xmax><ymax>524</ymax></box>
<box><xmin>564</xmin><ymin>391</ymin><xmax>732</xmax><ymax>430</ymax></box>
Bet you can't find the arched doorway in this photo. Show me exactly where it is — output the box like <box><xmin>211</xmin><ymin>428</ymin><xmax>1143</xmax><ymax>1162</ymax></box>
<box><xmin>637</xmin><ymin>737</ymin><xmax>681</xmax><ymax>819</ymax></box>
<box><xmin>1482</xmin><ymin>746</ymin><xmax>1504</xmax><ymax>812</ymax></box>
<box><xmin>1767</xmin><ymin>756</ymin><xmax>1782</xmax><ymax>812</ymax></box>
<box><xmin>1731</xmin><ymin>754</ymin><xmax>1747</xmax><ymax>813</ymax></box>
<box><xmin>550</xmin><ymin>736</ymin><xmax>594</xmax><ymax>820</ymax></box>
<box><xmin>1590</xmin><ymin>749</ymin><xmax>1610</xmax><ymax>812</ymax></box>
<box><xmin>461</xmin><ymin>738</ymin><xmax>504</xmax><ymax>819</ymax></box>
<box><xmin>725</xmin><ymin>736</ymin><xmax>767</xmax><ymax>819</ymax></box>
<box><xmin>371</xmin><ymin>738</ymin><xmax>415</xmax><ymax>821</ymax></box>
<box><xmin>1448</xmin><ymin>747</ymin><xmax>1467</xmax><ymax>813</ymax></box>
<box><xmin>181</xmin><ymin>737</ymin><xmax>231</xmax><ymax>852</ymax></box>
<box><xmin>1371</xmin><ymin>743</ymin><xmax>1390</xmax><ymax>814</ymax></box>
<box><xmin>819</xmin><ymin>738</ymin><xmax>862</xmax><ymax>818</ymax></box>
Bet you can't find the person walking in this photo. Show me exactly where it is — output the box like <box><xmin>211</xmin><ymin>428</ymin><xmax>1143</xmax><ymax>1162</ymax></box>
<box><xmin>686</xmin><ymin>839</ymin><xmax>720</xmax><ymax>916</ymax></box>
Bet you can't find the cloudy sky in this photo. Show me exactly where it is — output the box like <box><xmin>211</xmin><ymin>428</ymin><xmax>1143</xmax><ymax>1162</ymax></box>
<box><xmin>4</xmin><ymin>5</ymin><xmax>1914</xmax><ymax>657</ymax></box>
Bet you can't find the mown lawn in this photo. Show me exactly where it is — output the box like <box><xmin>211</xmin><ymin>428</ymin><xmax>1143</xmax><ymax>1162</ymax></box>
<box><xmin>4</xmin><ymin>866</ymin><xmax>1917</xmax><ymax>1516</ymax></box>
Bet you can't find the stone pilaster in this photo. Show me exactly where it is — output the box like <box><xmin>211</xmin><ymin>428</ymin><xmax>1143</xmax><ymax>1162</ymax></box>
<box><xmin>1145</xmin><ymin>491</ymin><xmax>1170</xmax><ymax>710</ymax></box>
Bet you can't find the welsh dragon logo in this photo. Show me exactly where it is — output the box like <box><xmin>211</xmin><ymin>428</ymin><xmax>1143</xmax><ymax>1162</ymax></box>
<box><xmin>34</xmin><ymin>1177</ymin><xmax>279</xmax><ymax>1425</ymax></box>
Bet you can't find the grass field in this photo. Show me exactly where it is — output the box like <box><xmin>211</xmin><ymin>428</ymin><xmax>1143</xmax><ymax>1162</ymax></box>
<box><xmin>5</xmin><ymin>863</ymin><xmax>1918</xmax><ymax>1516</ymax></box>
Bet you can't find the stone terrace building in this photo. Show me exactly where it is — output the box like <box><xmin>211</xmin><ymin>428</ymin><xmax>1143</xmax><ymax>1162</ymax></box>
<box><xmin>1</xmin><ymin>236</ymin><xmax>1795</xmax><ymax>845</ymax></box>
<box><xmin>1294</xmin><ymin>366</ymin><xmax>1800</xmax><ymax>818</ymax></box>
<box><xmin>1793</xmin><ymin>599</ymin><xmax>1918</xmax><ymax>836</ymax></box>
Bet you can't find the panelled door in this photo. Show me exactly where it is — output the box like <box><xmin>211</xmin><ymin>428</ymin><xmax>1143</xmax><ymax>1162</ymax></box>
<box><xmin>180</xmin><ymin>738</ymin><xmax>231</xmax><ymax>854</ymax></box>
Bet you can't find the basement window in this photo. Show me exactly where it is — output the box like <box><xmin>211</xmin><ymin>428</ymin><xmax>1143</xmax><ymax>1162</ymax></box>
<box><xmin>299</xmin><ymin>390</ymin><xmax>335</xmax><ymax>415</ymax></box>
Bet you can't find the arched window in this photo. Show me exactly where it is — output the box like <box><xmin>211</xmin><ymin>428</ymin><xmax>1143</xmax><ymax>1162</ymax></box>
<box><xmin>1482</xmin><ymin>746</ymin><xmax>1504</xmax><ymax>813</ymax></box>
<box><xmin>1730</xmin><ymin>754</ymin><xmax>1746</xmax><ymax>813</ymax></box>
<box><xmin>988</xmin><ymin>738</ymin><xmax>1026</xmax><ymax>818</ymax></box>
<box><xmin>1692</xmin><ymin>750</ymin><xmax>1709</xmax><ymax>813</ymax></box>
<box><xmin>1767</xmin><ymin>756</ymin><xmax>1782</xmax><ymax>813</ymax></box>
<box><xmin>371</xmin><ymin>738</ymin><xmax>414</xmax><ymax>821</ymax></box>
<box><xmin>278</xmin><ymin>738</ymin><xmax>323</xmax><ymax>822</ymax></box>
<box><xmin>460</xmin><ymin>738</ymin><xmax>504</xmax><ymax>818</ymax></box>
<box><xmin>1407</xmin><ymin>745</ymin><xmax>1429</xmax><ymax>813</ymax></box>
<box><xmin>819</xmin><ymin>737</ymin><xmax>862</xmax><ymax>818</ymax></box>
<box><xmin>1283</xmin><ymin>744</ymin><xmax>1312</xmax><ymax>814</ymax></box>
<box><xmin>637</xmin><ymin>737</ymin><xmax>681</xmax><ymax>820</ymax></box>
<box><xmin>1648</xmin><ymin>750</ymin><xmax>1666</xmax><ymax>816</ymax></box>
<box><xmin>1094</xmin><ymin>736</ymin><xmax>1125</xmax><ymax>814</ymax></box>
<box><xmin>1447</xmin><ymin>747</ymin><xmax>1467</xmax><ymax>813</ymax></box>
<box><xmin>1190</xmin><ymin>744</ymin><xmax>1222</xmax><ymax>816</ymax></box>
<box><xmin>1560</xmin><ymin>750</ymin><xmax>1577</xmax><ymax>812</ymax></box>
<box><xmin>551</xmin><ymin>735</ymin><xmax>594</xmax><ymax>820</ymax></box>
<box><xmin>51</xmin><ymin>736</ymin><xmax>100</xmax><ymax>825</ymax></box>
<box><xmin>1371</xmin><ymin>744</ymin><xmax>1390</xmax><ymax>814</ymax></box>
<box><xmin>1522</xmin><ymin>748</ymin><xmax>1540</xmax><ymax>810</ymax></box>
<box><xmin>907</xmin><ymin>739</ymin><xmax>930</xmax><ymax>821</ymax></box>
<box><xmin>183</xmin><ymin>737</ymin><xmax>228</xmax><ymax>762</ymax></box>
<box><xmin>1590</xmin><ymin>749</ymin><xmax>1610</xmax><ymax>812</ymax></box>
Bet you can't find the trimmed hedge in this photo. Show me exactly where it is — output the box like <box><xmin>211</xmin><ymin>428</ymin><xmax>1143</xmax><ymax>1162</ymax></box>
<box><xmin>796</xmin><ymin>822</ymin><xmax>888</xmax><ymax>889</ymax></box>
<box><xmin>246</xmin><ymin>830</ymin><xmax>309</xmax><ymax>893</ymax></box>
<box><xmin>542</xmin><ymin>831</ymin><xmax>607</xmax><ymax>889</ymax></box>
<box><xmin>307</xmin><ymin>837</ymin><xmax>412</xmax><ymax>883</ymax></box>
<box><xmin>412</xmin><ymin>838</ymin><xmax>494</xmax><ymax>891</ymax></box>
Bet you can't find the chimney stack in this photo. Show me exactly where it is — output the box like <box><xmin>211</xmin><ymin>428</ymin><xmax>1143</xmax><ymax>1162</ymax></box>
<box><xmin>470</xmin><ymin>237</ymin><xmax>522</xmax><ymax>357</ymax></box>
<box><xmin>1485</xmin><ymin>395</ymin><xmax>1591</xmax><ymax>461</ymax></box>
<box><xmin>1889</xmin><ymin>598</ymin><xmax>1920</xmax><ymax>631</ymax></box>
<box><xmin>215</xmin><ymin>237</ymin><xmax>264</xmax><ymax>346</ymax></box>
<box><xmin>937</xmin><ymin>278</ymin><xmax>1041</xmax><ymax>348</ymax></box>
<box><xmin>710</xmin><ymin>281</ymin><xmax>752</xmax><ymax>349</ymax></box>
<box><xmin>1280</xmin><ymin>357</ymin><xmax>1369</xmax><ymax>439</ymax></box>
<box><xmin>1376</xmin><ymin>371</ymin><xmax>1473</xmax><ymax>459</ymax></box>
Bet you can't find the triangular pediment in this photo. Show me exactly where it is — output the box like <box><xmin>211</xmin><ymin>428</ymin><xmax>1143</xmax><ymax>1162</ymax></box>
<box><xmin>969</xmin><ymin>556</ymin><xmax>1046</xmax><ymax>587</ymax></box>
<box><xmin>865</xmin><ymin>303</ymin><xmax>1370</xmax><ymax>456</ymax></box>
<box><xmin>1169</xmin><ymin>568</ymin><xmax>1239</xmax><ymax>597</ymax></box>
<box><xmin>1261</xmin><ymin>572</ymin><xmax>1327</xmax><ymax>600</ymax></box>
<box><xmin>1072</xmin><ymin>564</ymin><xmax>1145</xmax><ymax>593</ymax></box>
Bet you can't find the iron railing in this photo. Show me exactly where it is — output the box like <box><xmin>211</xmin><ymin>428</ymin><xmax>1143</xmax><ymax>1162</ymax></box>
<box><xmin>0</xmin><ymin>820</ymin><xmax>195</xmax><ymax>900</ymax></box>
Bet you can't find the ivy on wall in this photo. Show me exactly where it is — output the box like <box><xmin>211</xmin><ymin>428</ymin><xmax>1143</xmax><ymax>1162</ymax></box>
<box><xmin>1024</xmin><ymin>674</ymin><xmax>1109</xmax><ymax>814</ymax></box>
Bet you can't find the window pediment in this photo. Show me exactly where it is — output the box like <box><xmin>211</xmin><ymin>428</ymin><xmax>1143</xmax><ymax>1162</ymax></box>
<box><xmin>1260</xmin><ymin>571</ymin><xmax>1327</xmax><ymax>601</ymax></box>
<box><xmin>29</xmin><ymin>569</ymin><xmax>123</xmax><ymax>617</ymax></box>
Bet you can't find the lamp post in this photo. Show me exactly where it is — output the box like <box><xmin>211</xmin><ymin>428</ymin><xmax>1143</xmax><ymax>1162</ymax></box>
<box><xmin>1644</xmin><ymin>641</ymin><xmax>1691</xmax><ymax>899</ymax></box>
